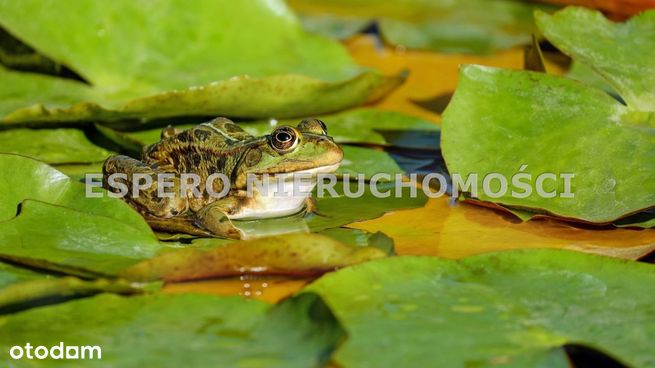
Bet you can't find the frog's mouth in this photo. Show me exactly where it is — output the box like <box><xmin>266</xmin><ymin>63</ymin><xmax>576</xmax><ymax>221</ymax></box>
<box><xmin>235</xmin><ymin>161</ymin><xmax>342</xmax><ymax>189</ymax></box>
<box><xmin>290</xmin><ymin>162</ymin><xmax>341</xmax><ymax>175</ymax></box>
<box><xmin>266</xmin><ymin>162</ymin><xmax>341</xmax><ymax>182</ymax></box>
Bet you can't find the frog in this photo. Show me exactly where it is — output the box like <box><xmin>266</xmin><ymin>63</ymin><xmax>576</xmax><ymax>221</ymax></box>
<box><xmin>102</xmin><ymin>117</ymin><xmax>343</xmax><ymax>239</ymax></box>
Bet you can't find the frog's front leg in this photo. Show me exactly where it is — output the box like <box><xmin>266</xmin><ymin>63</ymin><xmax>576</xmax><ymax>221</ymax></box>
<box><xmin>193</xmin><ymin>196</ymin><xmax>247</xmax><ymax>239</ymax></box>
<box><xmin>103</xmin><ymin>155</ymin><xmax>187</xmax><ymax>218</ymax></box>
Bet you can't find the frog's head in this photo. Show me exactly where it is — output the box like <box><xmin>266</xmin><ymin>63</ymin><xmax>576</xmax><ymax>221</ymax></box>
<box><xmin>234</xmin><ymin>119</ymin><xmax>343</xmax><ymax>187</ymax></box>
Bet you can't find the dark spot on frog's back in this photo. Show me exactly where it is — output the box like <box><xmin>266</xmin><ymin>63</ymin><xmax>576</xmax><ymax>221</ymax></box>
<box><xmin>194</xmin><ymin>129</ymin><xmax>211</xmax><ymax>141</ymax></box>
<box><xmin>214</xmin><ymin>155</ymin><xmax>227</xmax><ymax>171</ymax></box>
<box><xmin>176</xmin><ymin>131</ymin><xmax>191</xmax><ymax>143</ymax></box>
<box><xmin>192</xmin><ymin>152</ymin><xmax>202</xmax><ymax>166</ymax></box>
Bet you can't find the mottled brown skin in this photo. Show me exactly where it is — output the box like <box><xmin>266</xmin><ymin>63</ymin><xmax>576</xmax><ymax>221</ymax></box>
<box><xmin>103</xmin><ymin>117</ymin><xmax>343</xmax><ymax>239</ymax></box>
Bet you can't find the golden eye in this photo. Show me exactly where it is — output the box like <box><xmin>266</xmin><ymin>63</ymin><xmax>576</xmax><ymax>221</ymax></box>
<box><xmin>270</xmin><ymin>126</ymin><xmax>298</xmax><ymax>152</ymax></box>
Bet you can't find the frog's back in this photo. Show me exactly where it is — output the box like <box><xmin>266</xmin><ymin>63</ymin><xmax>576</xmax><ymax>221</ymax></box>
<box><xmin>143</xmin><ymin>118</ymin><xmax>260</xmax><ymax>177</ymax></box>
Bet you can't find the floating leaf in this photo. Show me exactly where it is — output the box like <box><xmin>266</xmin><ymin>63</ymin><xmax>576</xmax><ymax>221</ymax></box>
<box><xmin>0</xmin><ymin>154</ymin><xmax>161</xmax><ymax>275</ymax></box>
<box><xmin>0</xmin><ymin>0</ymin><xmax>401</xmax><ymax>124</ymax></box>
<box><xmin>0</xmin><ymin>292</ymin><xmax>344</xmax><ymax>367</ymax></box>
<box><xmin>0</xmin><ymin>153</ymin><xmax>151</xmax><ymax>229</ymax></box>
<box><xmin>441</xmin><ymin>65</ymin><xmax>655</xmax><ymax>223</ymax></box>
<box><xmin>536</xmin><ymin>7</ymin><xmax>655</xmax><ymax>111</ymax></box>
<box><xmin>318</xmin><ymin>228</ymin><xmax>395</xmax><ymax>254</ymax></box>
<box><xmin>305</xmin><ymin>249</ymin><xmax>655</xmax><ymax>367</ymax></box>
<box><xmin>337</xmin><ymin>145</ymin><xmax>404</xmax><ymax>178</ymax></box>
<box><xmin>0</xmin><ymin>200</ymin><xmax>163</xmax><ymax>276</ymax></box>
<box><xmin>290</xmin><ymin>0</ymin><xmax>554</xmax><ymax>54</ymax></box>
<box><xmin>0</xmin><ymin>276</ymin><xmax>139</xmax><ymax>314</ymax></box>
<box><xmin>0</xmin><ymin>262</ymin><xmax>140</xmax><ymax>313</ymax></box>
<box><xmin>566</xmin><ymin>61</ymin><xmax>619</xmax><ymax>99</ymax></box>
<box><xmin>0</xmin><ymin>128</ymin><xmax>112</xmax><ymax>163</ymax></box>
<box><xmin>350</xmin><ymin>197</ymin><xmax>655</xmax><ymax>260</ymax></box>
<box><xmin>309</xmin><ymin>181</ymin><xmax>428</xmax><ymax>232</ymax></box>
<box><xmin>53</xmin><ymin>162</ymin><xmax>104</xmax><ymax>182</ymax></box>
<box><xmin>121</xmin><ymin>233</ymin><xmax>387</xmax><ymax>282</ymax></box>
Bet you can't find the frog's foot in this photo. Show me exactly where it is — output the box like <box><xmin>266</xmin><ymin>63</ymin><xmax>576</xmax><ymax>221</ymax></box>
<box><xmin>145</xmin><ymin>215</ymin><xmax>212</xmax><ymax>237</ymax></box>
<box><xmin>194</xmin><ymin>202</ymin><xmax>244</xmax><ymax>239</ymax></box>
<box><xmin>304</xmin><ymin>197</ymin><xmax>327</xmax><ymax>217</ymax></box>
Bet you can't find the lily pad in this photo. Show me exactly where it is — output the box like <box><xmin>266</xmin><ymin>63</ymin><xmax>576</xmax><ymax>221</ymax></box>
<box><xmin>305</xmin><ymin>249</ymin><xmax>655</xmax><ymax>367</ymax></box>
<box><xmin>338</xmin><ymin>145</ymin><xmax>404</xmax><ymax>178</ymax></box>
<box><xmin>0</xmin><ymin>128</ymin><xmax>112</xmax><ymax>163</ymax></box>
<box><xmin>0</xmin><ymin>153</ymin><xmax>151</xmax><ymax>229</ymax></box>
<box><xmin>289</xmin><ymin>0</ymin><xmax>554</xmax><ymax>54</ymax></box>
<box><xmin>0</xmin><ymin>200</ymin><xmax>163</xmax><ymax>276</ymax></box>
<box><xmin>0</xmin><ymin>154</ymin><xmax>161</xmax><ymax>276</ymax></box>
<box><xmin>566</xmin><ymin>61</ymin><xmax>619</xmax><ymax>100</ymax></box>
<box><xmin>0</xmin><ymin>262</ymin><xmax>141</xmax><ymax>313</ymax></box>
<box><xmin>318</xmin><ymin>228</ymin><xmax>395</xmax><ymax>254</ymax></box>
<box><xmin>536</xmin><ymin>7</ymin><xmax>655</xmax><ymax>111</ymax></box>
<box><xmin>0</xmin><ymin>0</ymin><xmax>401</xmax><ymax>124</ymax></box>
<box><xmin>0</xmin><ymin>276</ymin><xmax>139</xmax><ymax>314</ymax></box>
<box><xmin>121</xmin><ymin>233</ymin><xmax>387</xmax><ymax>282</ymax></box>
<box><xmin>441</xmin><ymin>65</ymin><xmax>655</xmax><ymax>223</ymax></box>
<box><xmin>0</xmin><ymin>292</ymin><xmax>344</xmax><ymax>367</ymax></box>
<box><xmin>309</xmin><ymin>181</ymin><xmax>428</xmax><ymax>231</ymax></box>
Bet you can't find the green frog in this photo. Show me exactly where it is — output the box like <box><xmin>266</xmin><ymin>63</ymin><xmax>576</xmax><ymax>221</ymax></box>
<box><xmin>103</xmin><ymin>117</ymin><xmax>343</xmax><ymax>239</ymax></box>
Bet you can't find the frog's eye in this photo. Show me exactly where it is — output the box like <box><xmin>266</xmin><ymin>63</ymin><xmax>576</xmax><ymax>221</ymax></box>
<box><xmin>297</xmin><ymin>118</ymin><xmax>327</xmax><ymax>135</ymax></box>
<box><xmin>270</xmin><ymin>126</ymin><xmax>298</xmax><ymax>152</ymax></box>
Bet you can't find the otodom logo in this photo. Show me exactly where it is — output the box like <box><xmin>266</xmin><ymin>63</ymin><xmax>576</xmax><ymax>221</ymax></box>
<box><xmin>9</xmin><ymin>342</ymin><xmax>102</xmax><ymax>360</ymax></box>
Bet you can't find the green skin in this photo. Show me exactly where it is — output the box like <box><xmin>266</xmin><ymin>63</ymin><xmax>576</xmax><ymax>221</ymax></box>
<box><xmin>103</xmin><ymin>117</ymin><xmax>343</xmax><ymax>239</ymax></box>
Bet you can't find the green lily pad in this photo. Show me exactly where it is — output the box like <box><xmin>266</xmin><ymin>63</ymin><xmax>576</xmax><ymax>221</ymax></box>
<box><xmin>309</xmin><ymin>181</ymin><xmax>427</xmax><ymax>232</ymax></box>
<box><xmin>0</xmin><ymin>200</ymin><xmax>163</xmax><ymax>276</ymax></box>
<box><xmin>0</xmin><ymin>154</ymin><xmax>161</xmax><ymax>276</ymax></box>
<box><xmin>53</xmin><ymin>162</ymin><xmax>104</xmax><ymax>183</ymax></box>
<box><xmin>536</xmin><ymin>7</ymin><xmax>655</xmax><ymax>111</ymax></box>
<box><xmin>0</xmin><ymin>262</ymin><xmax>141</xmax><ymax>313</ymax></box>
<box><xmin>0</xmin><ymin>276</ymin><xmax>139</xmax><ymax>314</ymax></box>
<box><xmin>120</xmin><ymin>233</ymin><xmax>387</xmax><ymax>282</ymax></box>
<box><xmin>290</xmin><ymin>0</ymin><xmax>554</xmax><ymax>54</ymax></box>
<box><xmin>0</xmin><ymin>153</ymin><xmax>150</xmax><ymax>228</ymax></box>
<box><xmin>441</xmin><ymin>65</ymin><xmax>655</xmax><ymax>223</ymax></box>
<box><xmin>0</xmin><ymin>128</ymin><xmax>112</xmax><ymax>163</ymax></box>
<box><xmin>0</xmin><ymin>292</ymin><xmax>344</xmax><ymax>367</ymax></box>
<box><xmin>0</xmin><ymin>0</ymin><xmax>401</xmax><ymax>124</ymax></box>
<box><xmin>318</xmin><ymin>228</ymin><xmax>394</xmax><ymax>254</ymax></box>
<box><xmin>305</xmin><ymin>249</ymin><xmax>655</xmax><ymax>367</ymax></box>
<box><xmin>566</xmin><ymin>61</ymin><xmax>619</xmax><ymax>100</ymax></box>
<box><xmin>338</xmin><ymin>145</ymin><xmax>404</xmax><ymax>178</ymax></box>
